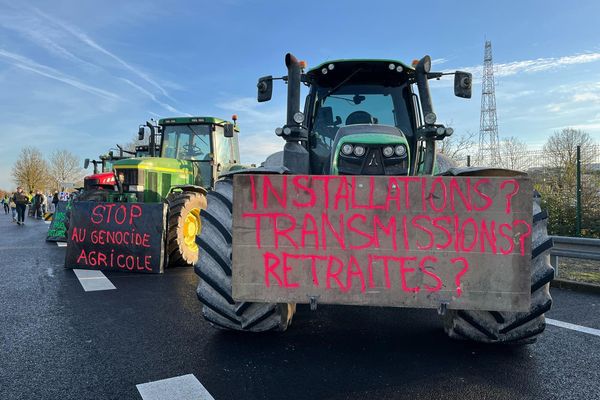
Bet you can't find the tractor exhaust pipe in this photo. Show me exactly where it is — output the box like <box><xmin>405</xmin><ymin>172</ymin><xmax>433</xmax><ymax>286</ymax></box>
<box><xmin>415</xmin><ymin>56</ymin><xmax>437</xmax><ymax>175</ymax></box>
<box><xmin>146</xmin><ymin>121</ymin><xmax>156</xmax><ymax>157</ymax></box>
<box><xmin>285</xmin><ymin>53</ymin><xmax>301</xmax><ymax>128</ymax></box>
<box><xmin>415</xmin><ymin>56</ymin><xmax>436</xmax><ymax>126</ymax></box>
<box><xmin>282</xmin><ymin>53</ymin><xmax>309</xmax><ymax>174</ymax></box>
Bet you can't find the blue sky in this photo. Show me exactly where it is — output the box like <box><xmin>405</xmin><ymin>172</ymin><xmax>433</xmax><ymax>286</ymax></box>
<box><xmin>1</xmin><ymin>0</ymin><xmax>600</xmax><ymax>189</ymax></box>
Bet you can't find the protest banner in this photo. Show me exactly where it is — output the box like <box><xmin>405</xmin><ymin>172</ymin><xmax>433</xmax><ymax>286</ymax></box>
<box><xmin>232</xmin><ymin>174</ymin><xmax>533</xmax><ymax>311</ymax></box>
<box><xmin>65</xmin><ymin>202</ymin><xmax>167</xmax><ymax>274</ymax></box>
<box><xmin>46</xmin><ymin>201</ymin><xmax>71</xmax><ymax>242</ymax></box>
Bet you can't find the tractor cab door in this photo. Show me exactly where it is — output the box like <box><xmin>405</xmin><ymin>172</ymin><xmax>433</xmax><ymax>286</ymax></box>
<box><xmin>212</xmin><ymin>124</ymin><xmax>239</xmax><ymax>179</ymax></box>
<box><xmin>162</xmin><ymin>123</ymin><xmax>213</xmax><ymax>188</ymax></box>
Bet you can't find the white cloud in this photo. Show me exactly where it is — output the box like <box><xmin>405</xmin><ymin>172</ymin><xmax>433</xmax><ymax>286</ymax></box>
<box><xmin>0</xmin><ymin>48</ymin><xmax>119</xmax><ymax>101</ymax></box>
<box><xmin>454</xmin><ymin>52</ymin><xmax>600</xmax><ymax>78</ymax></box>
<box><xmin>120</xmin><ymin>78</ymin><xmax>189</xmax><ymax>116</ymax></box>
<box><xmin>0</xmin><ymin>12</ymin><xmax>96</xmax><ymax>69</ymax></box>
<box><xmin>573</xmin><ymin>92</ymin><xmax>600</xmax><ymax>103</ymax></box>
<box><xmin>29</xmin><ymin>5</ymin><xmax>174</xmax><ymax>101</ymax></box>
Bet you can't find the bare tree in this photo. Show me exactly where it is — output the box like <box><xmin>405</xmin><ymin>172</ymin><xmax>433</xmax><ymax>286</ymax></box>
<box><xmin>48</xmin><ymin>149</ymin><xmax>84</xmax><ymax>190</ymax></box>
<box><xmin>498</xmin><ymin>136</ymin><xmax>529</xmax><ymax>170</ymax></box>
<box><xmin>438</xmin><ymin>130</ymin><xmax>476</xmax><ymax>164</ymax></box>
<box><xmin>12</xmin><ymin>147</ymin><xmax>49</xmax><ymax>192</ymax></box>
<box><xmin>543</xmin><ymin>128</ymin><xmax>595</xmax><ymax>171</ymax></box>
<box><xmin>536</xmin><ymin>128</ymin><xmax>600</xmax><ymax>236</ymax></box>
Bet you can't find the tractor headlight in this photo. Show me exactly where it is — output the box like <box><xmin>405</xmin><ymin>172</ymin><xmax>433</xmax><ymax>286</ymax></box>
<box><xmin>353</xmin><ymin>145</ymin><xmax>366</xmax><ymax>157</ymax></box>
<box><xmin>395</xmin><ymin>145</ymin><xmax>407</xmax><ymax>158</ymax></box>
<box><xmin>382</xmin><ymin>146</ymin><xmax>394</xmax><ymax>157</ymax></box>
<box><xmin>341</xmin><ymin>144</ymin><xmax>354</xmax><ymax>155</ymax></box>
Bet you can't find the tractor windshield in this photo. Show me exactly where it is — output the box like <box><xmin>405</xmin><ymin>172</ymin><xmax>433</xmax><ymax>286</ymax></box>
<box><xmin>161</xmin><ymin>124</ymin><xmax>212</xmax><ymax>160</ymax></box>
<box><xmin>311</xmin><ymin>83</ymin><xmax>414</xmax><ymax>148</ymax></box>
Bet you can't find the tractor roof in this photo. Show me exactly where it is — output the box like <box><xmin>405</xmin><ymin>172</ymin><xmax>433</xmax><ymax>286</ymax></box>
<box><xmin>158</xmin><ymin>116</ymin><xmax>240</xmax><ymax>131</ymax></box>
<box><xmin>159</xmin><ymin>116</ymin><xmax>227</xmax><ymax>125</ymax></box>
<box><xmin>306</xmin><ymin>59</ymin><xmax>415</xmax><ymax>87</ymax></box>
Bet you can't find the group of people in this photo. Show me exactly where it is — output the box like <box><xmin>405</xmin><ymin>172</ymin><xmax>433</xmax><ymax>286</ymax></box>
<box><xmin>1</xmin><ymin>189</ymin><xmax>60</xmax><ymax>226</ymax></box>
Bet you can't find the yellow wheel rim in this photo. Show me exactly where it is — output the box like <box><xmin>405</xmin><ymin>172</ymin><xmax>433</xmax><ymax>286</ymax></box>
<box><xmin>183</xmin><ymin>208</ymin><xmax>201</xmax><ymax>252</ymax></box>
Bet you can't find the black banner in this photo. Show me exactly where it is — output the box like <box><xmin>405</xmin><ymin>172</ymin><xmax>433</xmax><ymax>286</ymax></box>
<box><xmin>46</xmin><ymin>201</ymin><xmax>71</xmax><ymax>242</ymax></box>
<box><xmin>65</xmin><ymin>202</ymin><xmax>167</xmax><ymax>274</ymax></box>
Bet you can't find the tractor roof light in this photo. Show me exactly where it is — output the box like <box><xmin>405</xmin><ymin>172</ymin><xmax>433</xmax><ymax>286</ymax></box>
<box><xmin>299</xmin><ymin>60</ymin><xmax>307</xmax><ymax>70</ymax></box>
<box><xmin>321</xmin><ymin>68</ymin><xmax>328</xmax><ymax>75</ymax></box>
<box><xmin>275</xmin><ymin>127</ymin><xmax>283</xmax><ymax>136</ymax></box>
<box><xmin>383</xmin><ymin>146</ymin><xmax>394</xmax><ymax>157</ymax></box>
<box><xmin>445</xmin><ymin>127</ymin><xmax>454</xmax><ymax>136</ymax></box>
<box><xmin>396</xmin><ymin>65</ymin><xmax>403</xmax><ymax>72</ymax></box>
<box><xmin>436</xmin><ymin>126</ymin><xmax>446</xmax><ymax>136</ymax></box>
<box><xmin>283</xmin><ymin>127</ymin><xmax>292</xmax><ymax>135</ymax></box>
<box><xmin>389</xmin><ymin>63</ymin><xmax>396</xmax><ymax>70</ymax></box>
<box><xmin>328</xmin><ymin>63</ymin><xmax>334</xmax><ymax>70</ymax></box>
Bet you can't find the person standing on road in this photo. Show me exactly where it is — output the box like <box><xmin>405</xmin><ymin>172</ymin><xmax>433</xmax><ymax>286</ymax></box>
<box><xmin>52</xmin><ymin>191</ymin><xmax>59</xmax><ymax>212</ymax></box>
<box><xmin>12</xmin><ymin>187</ymin><xmax>28</xmax><ymax>225</ymax></box>
<box><xmin>33</xmin><ymin>190</ymin><xmax>44</xmax><ymax>220</ymax></box>
<box><xmin>2</xmin><ymin>195</ymin><xmax>9</xmax><ymax>214</ymax></box>
<box><xmin>41</xmin><ymin>192</ymin><xmax>47</xmax><ymax>215</ymax></box>
<box><xmin>9</xmin><ymin>195</ymin><xmax>17</xmax><ymax>222</ymax></box>
<box><xmin>28</xmin><ymin>190</ymin><xmax>35</xmax><ymax>217</ymax></box>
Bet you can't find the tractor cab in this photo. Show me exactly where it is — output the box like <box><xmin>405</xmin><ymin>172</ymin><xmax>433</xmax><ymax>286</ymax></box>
<box><xmin>257</xmin><ymin>54</ymin><xmax>472</xmax><ymax>177</ymax></box>
<box><xmin>304</xmin><ymin>59</ymin><xmax>417</xmax><ymax>175</ymax></box>
<box><xmin>112</xmin><ymin>116</ymin><xmax>239</xmax><ymax>203</ymax></box>
<box><xmin>159</xmin><ymin>117</ymin><xmax>240</xmax><ymax>189</ymax></box>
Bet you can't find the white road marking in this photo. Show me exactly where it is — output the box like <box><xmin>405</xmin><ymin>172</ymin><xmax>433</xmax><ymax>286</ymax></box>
<box><xmin>136</xmin><ymin>374</ymin><xmax>214</xmax><ymax>400</ymax></box>
<box><xmin>56</xmin><ymin>242</ymin><xmax>67</xmax><ymax>247</ymax></box>
<box><xmin>73</xmin><ymin>269</ymin><xmax>116</xmax><ymax>292</ymax></box>
<box><xmin>44</xmin><ymin>221</ymin><xmax>51</xmax><ymax>224</ymax></box>
<box><xmin>546</xmin><ymin>318</ymin><xmax>600</xmax><ymax>337</ymax></box>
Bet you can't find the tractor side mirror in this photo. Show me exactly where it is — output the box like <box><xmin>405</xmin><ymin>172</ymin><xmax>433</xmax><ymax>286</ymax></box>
<box><xmin>257</xmin><ymin>76</ymin><xmax>273</xmax><ymax>102</ymax></box>
<box><xmin>84</xmin><ymin>158</ymin><xmax>90</xmax><ymax>169</ymax></box>
<box><xmin>224</xmin><ymin>123</ymin><xmax>234</xmax><ymax>138</ymax></box>
<box><xmin>454</xmin><ymin>71</ymin><xmax>472</xmax><ymax>99</ymax></box>
<box><xmin>138</xmin><ymin>126</ymin><xmax>145</xmax><ymax>140</ymax></box>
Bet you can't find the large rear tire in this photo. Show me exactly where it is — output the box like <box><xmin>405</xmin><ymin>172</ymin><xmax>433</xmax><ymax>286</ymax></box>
<box><xmin>166</xmin><ymin>191</ymin><xmax>206</xmax><ymax>267</ymax></box>
<box><xmin>443</xmin><ymin>191</ymin><xmax>554</xmax><ymax>344</ymax></box>
<box><xmin>195</xmin><ymin>178</ymin><xmax>296</xmax><ymax>332</ymax></box>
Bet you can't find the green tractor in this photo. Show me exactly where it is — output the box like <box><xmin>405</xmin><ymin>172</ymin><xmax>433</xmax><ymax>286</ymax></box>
<box><xmin>195</xmin><ymin>54</ymin><xmax>554</xmax><ymax>344</ymax></box>
<box><xmin>108</xmin><ymin>116</ymin><xmax>241</xmax><ymax>267</ymax></box>
<box><xmin>82</xmin><ymin>144</ymin><xmax>160</xmax><ymax>196</ymax></box>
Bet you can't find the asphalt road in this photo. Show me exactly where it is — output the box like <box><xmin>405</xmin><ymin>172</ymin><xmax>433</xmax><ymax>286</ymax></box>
<box><xmin>1</xmin><ymin>211</ymin><xmax>599</xmax><ymax>400</ymax></box>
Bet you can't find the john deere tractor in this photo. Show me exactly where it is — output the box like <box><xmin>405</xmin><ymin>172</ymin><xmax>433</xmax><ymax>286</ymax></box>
<box><xmin>107</xmin><ymin>116</ymin><xmax>240</xmax><ymax>267</ymax></box>
<box><xmin>195</xmin><ymin>54</ymin><xmax>554</xmax><ymax>344</ymax></box>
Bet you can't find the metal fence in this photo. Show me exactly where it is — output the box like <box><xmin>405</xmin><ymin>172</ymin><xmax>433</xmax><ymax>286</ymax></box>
<box><xmin>451</xmin><ymin>144</ymin><xmax>600</xmax><ymax>171</ymax></box>
<box><xmin>448</xmin><ymin>144</ymin><xmax>600</xmax><ymax>238</ymax></box>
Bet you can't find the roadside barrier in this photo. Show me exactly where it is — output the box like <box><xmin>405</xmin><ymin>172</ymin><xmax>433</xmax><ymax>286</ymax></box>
<box><xmin>550</xmin><ymin>236</ymin><xmax>600</xmax><ymax>278</ymax></box>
